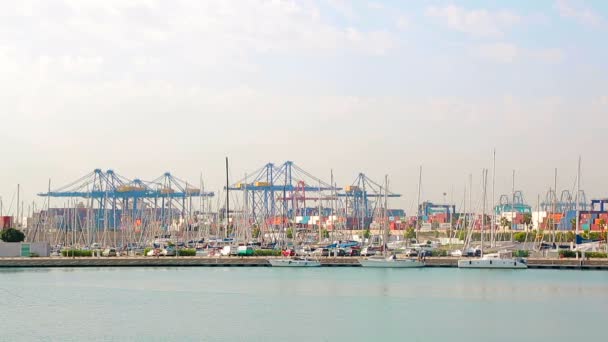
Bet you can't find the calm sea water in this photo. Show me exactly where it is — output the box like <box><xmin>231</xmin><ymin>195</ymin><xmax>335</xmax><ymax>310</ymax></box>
<box><xmin>1</xmin><ymin>267</ymin><xmax>606</xmax><ymax>342</ymax></box>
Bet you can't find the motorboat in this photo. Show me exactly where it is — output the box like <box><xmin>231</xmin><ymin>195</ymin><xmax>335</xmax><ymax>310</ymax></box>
<box><xmin>268</xmin><ymin>257</ymin><xmax>321</xmax><ymax>267</ymax></box>
<box><xmin>360</xmin><ymin>255</ymin><xmax>425</xmax><ymax>268</ymax></box>
<box><xmin>458</xmin><ymin>251</ymin><xmax>527</xmax><ymax>269</ymax></box>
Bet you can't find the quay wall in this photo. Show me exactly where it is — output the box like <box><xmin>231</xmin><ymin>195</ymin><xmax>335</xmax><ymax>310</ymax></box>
<box><xmin>0</xmin><ymin>257</ymin><xmax>606</xmax><ymax>269</ymax></box>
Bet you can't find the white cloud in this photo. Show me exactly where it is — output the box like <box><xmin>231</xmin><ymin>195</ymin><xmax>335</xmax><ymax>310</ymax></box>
<box><xmin>476</xmin><ymin>43</ymin><xmax>519</xmax><ymax>63</ymax></box>
<box><xmin>474</xmin><ymin>43</ymin><xmax>564</xmax><ymax>64</ymax></box>
<box><xmin>396</xmin><ymin>15</ymin><xmax>409</xmax><ymax>31</ymax></box>
<box><xmin>555</xmin><ymin>0</ymin><xmax>603</xmax><ymax>27</ymax></box>
<box><xmin>425</xmin><ymin>5</ymin><xmax>521</xmax><ymax>37</ymax></box>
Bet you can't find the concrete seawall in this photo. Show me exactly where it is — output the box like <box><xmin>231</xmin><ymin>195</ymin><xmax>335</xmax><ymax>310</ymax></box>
<box><xmin>0</xmin><ymin>256</ymin><xmax>607</xmax><ymax>269</ymax></box>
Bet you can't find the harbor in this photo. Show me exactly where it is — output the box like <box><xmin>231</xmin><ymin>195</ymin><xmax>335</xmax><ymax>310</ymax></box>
<box><xmin>1</xmin><ymin>158</ymin><xmax>607</xmax><ymax>271</ymax></box>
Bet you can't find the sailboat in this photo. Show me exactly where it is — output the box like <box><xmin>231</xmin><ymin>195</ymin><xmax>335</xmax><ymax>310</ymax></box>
<box><xmin>360</xmin><ymin>175</ymin><xmax>425</xmax><ymax>268</ymax></box>
<box><xmin>458</xmin><ymin>168</ymin><xmax>527</xmax><ymax>269</ymax></box>
<box><xmin>268</xmin><ymin>176</ymin><xmax>321</xmax><ymax>267</ymax></box>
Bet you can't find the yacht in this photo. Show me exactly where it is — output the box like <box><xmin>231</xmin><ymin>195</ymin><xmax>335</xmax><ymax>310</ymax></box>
<box><xmin>360</xmin><ymin>255</ymin><xmax>424</xmax><ymax>268</ymax></box>
<box><xmin>268</xmin><ymin>257</ymin><xmax>321</xmax><ymax>267</ymax></box>
<box><xmin>458</xmin><ymin>251</ymin><xmax>527</xmax><ymax>269</ymax></box>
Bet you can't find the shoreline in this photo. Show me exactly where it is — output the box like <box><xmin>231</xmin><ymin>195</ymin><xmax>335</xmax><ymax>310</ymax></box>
<box><xmin>0</xmin><ymin>256</ymin><xmax>607</xmax><ymax>270</ymax></box>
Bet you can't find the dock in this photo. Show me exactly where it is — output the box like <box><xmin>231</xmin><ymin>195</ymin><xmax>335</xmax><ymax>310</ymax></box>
<box><xmin>0</xmin><ymin>256</ymin><xmax>607</xmax><ymax>269</ymax></box>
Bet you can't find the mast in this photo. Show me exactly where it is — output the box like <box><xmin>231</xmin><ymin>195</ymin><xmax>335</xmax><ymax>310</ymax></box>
<box><xmin>384</xmin><ymin>174</ymin><xmax>389</xmax><ymax>256</ymax></box>
<box><xmin>318</xmin><ymin>178</ymin><xmax>322</xmax><ymax>242</ymax></box>
<box><xmin>17</xmin><ymin>184</ymin><xmax>20</xmax><ymax>227</ymax></box>
<box><xmin>481</xmin><ymin>169</ymin><xmax>487</xmax><ymax>257</ymax></box>
<box><xmin>553</xmin><ymin>168</ymin><xmax>558</xmax><ymax>242</ymax></box>
<box><xmin>225</xmin><ymin>157</ymin><xmax>229</xmax><ymax>239</ymax></box>
<box><xmin>511</xmin><ymin>170</ymin><xmax>515</xmax><ymax>232</ymax></box>
<box><xmin>575</xmin><ymin>156</ymin><xmax>581</xmax><ymax>240</ymax></box>
<box><xmin>491</xmin><ymin>149</ymin><xmax>496</xmax><ymax>247</ymax></box>
<box><xmin>416</xmin><ymin>165</ymin><xmax>422</xmax><ymax>241</ymax></box>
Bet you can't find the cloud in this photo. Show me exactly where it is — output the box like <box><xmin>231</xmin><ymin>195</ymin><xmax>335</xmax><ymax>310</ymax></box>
<box><xmin>425</xmin><ymin>5</ymin><xmax>521</xmax><ymax>37</ymax></box>
<box><xmin>396</xmin><ymin>15</ymin><xmax>409</xmax><ymax>30</ymax></box>
<box><xmin>475</xmin><ymin>43</ymin><xmax>563</xmax><ymax>64</ymax></box>
<box><xmin>476</xmin><ymin>43</ymin><xmax>519</xmax><ymax>63</ymax></box>
<box><xmin>555</xmin><ymin>0</ymin><xmax>603</xmax><ymax>27</ymax></box>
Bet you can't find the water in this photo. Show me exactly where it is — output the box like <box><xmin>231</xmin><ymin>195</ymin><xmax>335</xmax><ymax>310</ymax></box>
<box><xmin>1</xmin><ymin>267</ymin><xmax>606</xmax><ymax>342</ymax></box>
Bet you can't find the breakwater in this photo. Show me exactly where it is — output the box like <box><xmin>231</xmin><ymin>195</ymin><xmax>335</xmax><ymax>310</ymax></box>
<box><xmin>0</xmin><ymin>257</ymin><xmax>607</xmax><ymax>269</ymax></box>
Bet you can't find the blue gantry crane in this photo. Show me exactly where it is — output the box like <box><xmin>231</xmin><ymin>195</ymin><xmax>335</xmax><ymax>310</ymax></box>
<box><xmin>38</xmin><ymin>169</ymin><xmax>214</xmax><ymax>231</ymax></box>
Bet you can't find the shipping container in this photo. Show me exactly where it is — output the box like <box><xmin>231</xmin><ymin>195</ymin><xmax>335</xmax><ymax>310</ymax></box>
<box><xmin>344</xmin><ymin>185</ymin><xmax>360</xmax><ymax>192</ymax></box>
<box><xmin>254</xmin><ymin>181</ymin><xmax>270</xmax><ymax>187</ymax></box>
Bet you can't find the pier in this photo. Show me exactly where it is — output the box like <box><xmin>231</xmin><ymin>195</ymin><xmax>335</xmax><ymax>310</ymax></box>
<box><xmin>0</xmin><ymin>257</ymin><xmax>607</xmax><ymax>269</ymax></box>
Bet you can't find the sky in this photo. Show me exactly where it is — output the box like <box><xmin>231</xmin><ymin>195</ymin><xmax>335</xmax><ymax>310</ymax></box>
<box><xmin>0</xmin><ymin>0</ymin><xmax>607</xmax><ymax>216</ymax></box>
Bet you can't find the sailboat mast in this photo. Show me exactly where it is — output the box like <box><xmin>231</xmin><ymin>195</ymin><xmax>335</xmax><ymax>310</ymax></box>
<box><xmin>575</xmin><ymin>156</ymin><xmax>581</xmax><ymax>238</ymax></box>
<box><xmin>384</xmin><ymin>174</ymin><xmax>389</xmax><ymax>256</ymax></box>
<box><xmin>511</xmin><ymin>170</ymin><xmax>515</xmax><ymax>232</ymax></box>
<box><xmin>416</xmin><ymin>166</ymin><xmax>422</xmax><ymax>241</ymax></box>
<box><xmin>481</xmin><ymin>169</ymin><xmax>487</xmax><ymax>257</ymax></box>
<box><xmin>491</xmin><ymin>149</ymin><xmax>496</xmax><ymax>247</ymax></box>
<box><xmin>225</xmin><ymin>157</ymin><xmax>229</xmax><ymax>239</ymax></box>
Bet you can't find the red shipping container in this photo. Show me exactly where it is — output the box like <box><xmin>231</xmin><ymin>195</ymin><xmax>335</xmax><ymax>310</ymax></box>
<box><xmin>591</xmin><ymin>224</ymin><xmax>601</xmax><ymax>231</ymax></box>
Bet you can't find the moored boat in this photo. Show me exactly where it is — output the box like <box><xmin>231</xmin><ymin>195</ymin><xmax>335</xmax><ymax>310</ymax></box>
<box><xmin>458</xmin><ymin>252</ymin><xmax>527</xmax><ymax>269</ymax></box>
<box><xmin>268</xmin><ymin>257</ymin><xmax>321</xmax><ymax>267</ymax></box>
<box><xmin>360</xmin><ymin>255</ymin><xmax>424</xmax><ymax>268</ymax></box>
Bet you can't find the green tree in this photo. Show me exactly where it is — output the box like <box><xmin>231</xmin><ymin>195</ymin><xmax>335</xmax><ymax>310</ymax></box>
<box><xmin>363</xmin><ymin>229</ymin><xmax>371</xmax><ymax>239</ymax></box>
<box><xmin>500</xmin><ymin>217</ymin><xmax>510</xmax><ymax>230</ymax></box>
<box><xmin>252</xmin><ymin>226</ymin><xmax>261</xmax><ymax>238</ymax></box>
<box><xmin>321</xmin><ymin>229</ymin><xmax>330</xmax><ymax>239</ymax></box>
<box><xmin>286</xmin><ymin>228</ymin><xmax>294</xmax><ymax>239</ymax></box>
<box><xmin>1</xmin><ymin>228</ymin><xmax>25</xmax><ymax>242</ymax></box>
<box><xmin>404</xmin><ymin>227</ymin><xmax>416</xmax><ymax>239</ymax></box>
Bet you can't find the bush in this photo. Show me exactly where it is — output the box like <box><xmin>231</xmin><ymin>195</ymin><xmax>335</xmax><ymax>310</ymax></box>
<box><xmin>321</xmin><ymin>229</ymin><xmax>330</xmax><ymax>239</ymax></box>
<box><xmin>559</xmin><ymin>250</ymin><xmax>577</xmax><ymax>258</ymax></box>
<box><xmin>61</xmin><ymin>249</ymin><xmax>93</xmax><ymax>257</ymax></box>
<box><xmin>430</xmin><ymin>249</ymin><xmax>447</xmax><ymax>257</ymax></box>
<box><xmin>513</xmin><ymin>250</ymin><xmax>529</xmax><ymax>258</ymax></box>
<box><xmin>513</xmin><ymin>232</ymin><xmax>527</xmax><ymax>243</ymax></box>
<box><xmin>1</xmin><ymin>228</ymin><xmax>25</xmax><ymax>242</ymax></box>
<box><xmin>585</xmin><ymin>252</ymin><xmax>607</xmax><ymax>258</ymax></box>
<box><xmin>143</xmin><ymin>247</ymin><xmax>153</xmax><ymax>256</ymax></box>
<box><xmin>253</xmin><ymin>249</ymin><xmax>282</xmax><ymax>257</ymax></box>
<box><xmin>177</xmin><ymin>248</ymin><xmax>196</xmax><ymax>256</ymax></box>
<box><xmin>404</xmin><ymin>228</ymin><xmax>416</xmax><ymax>239</ymax></box>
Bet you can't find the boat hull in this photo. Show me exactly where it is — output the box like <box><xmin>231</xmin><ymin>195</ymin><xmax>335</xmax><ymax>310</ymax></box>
<box><xmin>268</xmin><ymin>259</ymin><xmax>321</xmax><ymax>267</ymax></box>
<box><xmin>458</xmin><ymin>258</ymin><xmax>527</xmax><ymax>269</ymax></box>
<box><xmin>360</xmin><ymin>258</ymin><xmax>424</xmax><ymax>268</ymax></box>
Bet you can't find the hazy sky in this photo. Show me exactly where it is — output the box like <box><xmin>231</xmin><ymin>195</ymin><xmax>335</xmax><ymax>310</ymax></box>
<box><xmin>1</xmin><ymin>0</ymin><xmax>607</xmax><ymax>215</ymax></box>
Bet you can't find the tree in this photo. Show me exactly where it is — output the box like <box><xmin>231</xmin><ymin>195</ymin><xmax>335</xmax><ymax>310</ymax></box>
<box><xmin>252</xmin><ymin>226</ymin><xmax>261</xmax><ymax>239</ymax></box>
<box><xmin>500</xmin><ymin>217</ymin><xmax>510</xmax><ymax>230</ymax></box>
<box><xmin>404</xmin><ymin>227</ymin><xmax>416</xmax><ymax>239</ymax></box>
<box><xmin>321</xmin><ymin>229</ymin><xmax>330</xmax><ymax>239</ymax></box>
<box><xmin>1</xmin><ymin>228</ymin><xmax>25</xmax><ymax>243</ymax></box>
<box><xmin>522</xmin><ymin>213</ymin><xmax>532</xmax><ymax>230</ymax></box>
<box><xmin>363</xmin><ymin>229</ymin><xmax>371</xmax><ymax>239</ymax></box>
<box><xmin>286</xmin><ymin>228</ymin><xmax>294</xmax><ymax>239</ymax></box>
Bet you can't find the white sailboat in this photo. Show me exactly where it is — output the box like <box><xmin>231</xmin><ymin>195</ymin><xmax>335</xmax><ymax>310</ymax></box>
<box><xmin>360</xmin><ymin>175</ymin><xmax>425</xmax><ymax>268</ymax></box>
<box><xmin>458</xmin><ymin>167</ymin><xmax>527</xmax><ymax>269</ymax></box>
<box><xmin>268</xmin><ymin>257</ymin><xmax>321</xmax><ymax>267</ymax></box>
